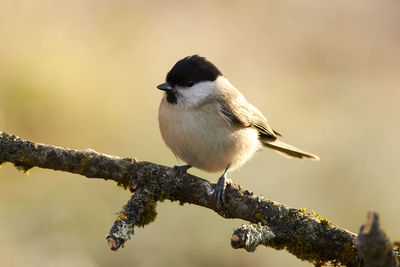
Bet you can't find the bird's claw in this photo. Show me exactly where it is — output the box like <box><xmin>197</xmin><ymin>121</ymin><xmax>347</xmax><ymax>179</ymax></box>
<box><xmin>215</xmin><ymin>175</ymin><xmax>231</xmax><ymax>207</ymax></box>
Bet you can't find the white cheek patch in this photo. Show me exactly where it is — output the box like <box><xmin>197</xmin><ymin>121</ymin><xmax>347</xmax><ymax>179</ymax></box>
<box><xmin>176</xmin><ymin>81</ymin><xmax>216</xmax><ymax>106</ymax></box>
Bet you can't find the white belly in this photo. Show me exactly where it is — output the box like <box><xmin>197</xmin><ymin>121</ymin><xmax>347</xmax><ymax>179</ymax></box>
<box><xmin>158</xmin><ymin>98</ymin><xmax>261</xmax><ymax>173</ymax></box>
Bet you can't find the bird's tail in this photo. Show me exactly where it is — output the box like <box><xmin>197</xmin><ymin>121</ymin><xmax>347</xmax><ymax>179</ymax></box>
<box><xmin>262</xmin><ymin>139</ymin><xmax>319</xmax><ymax>160</ymax></box>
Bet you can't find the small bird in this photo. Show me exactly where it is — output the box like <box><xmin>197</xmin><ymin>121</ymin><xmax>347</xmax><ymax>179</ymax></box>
<box><xmin>157</xmin><ymin>55</ymin><xmax>319</xmax><ymax>206</ymax></box>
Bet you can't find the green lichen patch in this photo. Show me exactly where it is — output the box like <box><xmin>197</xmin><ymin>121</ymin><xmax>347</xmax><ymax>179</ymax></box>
<box><xmin>80</xmin><ymin>154</ymin><xmax>93</xmax><ymax>168</ymax></box>
<box><xmin>267</xmin><ymin>235</ymin><xmax>357</xmax><ymax>266</ymax></box>
<box><xmin>116</xmin><ymin>174</ymin><xmax>135</xmax><ymax>190</ymax></box>
<box><xmin>158</xmin><ymin>188</ymin><xmax>170</xmax><ymax>202</ymax></box>
<box><xmin>115</xmin><ymin>181</ymin><xmax>130</xmax><ymax>190</ymax></box>
<box><xmin>333</xmin><ymin>242</ymin><xmax>358</xmax><ymax>267</ymax></box>
<box><xmin>135</xmin><ymin>199</ymin><xmax>158</xmax><ymax>227</ymax></box>
<box><xmin>254</xmin><ymin>211</ymin><xmax>267</xmax><ymax>224</ymax></box>
<box><xmin>255</xmin><ymin>212</ymin><xmax>263</xmax><ymax>220</ymax></box>
<box><xmin>79</xmin><ymin>154</ymin><xmax>94</xmax><ymax>176</ymax></box>
<box><xmin>157</xmin><ymin>186</ymin><xmax>177</xmax><ymax>203</ymax></box>
<box><xmin>287</xmin><ymin>236</ymin><xmax>321</xmax><ymax>263</ymax></box>
<box><xmin>267</xmin><ymin>236</ymin><xmax>328</xmax><ymax>266</ymax></box>
<box><xmin>13</xmin><ymin>163</ymin><xmax>33</xmax><ymax>174</ymax></box>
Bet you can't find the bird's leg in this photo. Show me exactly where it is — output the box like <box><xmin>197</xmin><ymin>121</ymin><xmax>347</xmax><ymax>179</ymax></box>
<box><xmin>170</xmin><ymin>164</ymin><xmax>192</xmax><ymax>177</ymax></box>
<box><xmin>215</xmin><ymin>165</ymin><xmax>231</xmax><ymax>207</ymax></box>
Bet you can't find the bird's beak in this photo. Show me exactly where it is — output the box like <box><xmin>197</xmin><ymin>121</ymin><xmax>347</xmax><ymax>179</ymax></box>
<box><xmin>157</xmin><ymin>82</ymin><xmax>172</xmax><ymax>91</ymax></box>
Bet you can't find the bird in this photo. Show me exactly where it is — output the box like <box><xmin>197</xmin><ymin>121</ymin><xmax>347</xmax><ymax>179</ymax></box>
<box><xmin>157</xmin><ymin>55</ymin><xmax>319</xmax><ymax>207</ymax></box>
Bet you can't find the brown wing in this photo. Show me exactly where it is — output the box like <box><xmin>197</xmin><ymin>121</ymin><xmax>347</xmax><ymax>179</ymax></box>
<box><xmin>216</xmin><ymin>90</ymin><xmax>277</xmax><ymax>140</ymax></box>
<box><xmin>214</xmin><ymin>82</ymin><xmax>320</xmax><ymax>160</ymax></box>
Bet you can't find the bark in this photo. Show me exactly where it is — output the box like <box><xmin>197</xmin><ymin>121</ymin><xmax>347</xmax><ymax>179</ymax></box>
<box><xmin>355</xmin><ymin>211</ymin><xmax>398</xmax><ymax>267</ymax></box>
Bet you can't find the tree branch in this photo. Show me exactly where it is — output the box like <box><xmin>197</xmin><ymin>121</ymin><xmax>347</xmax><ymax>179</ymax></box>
<box><xmin>356</xmin><ymin>211</ymin><xmax>399</xmax><ymax>267</ymax></box>
<box><xmin>0</xmin><ymin>132</ymin><xmax>398</xmax><ymax>266</ymax></box>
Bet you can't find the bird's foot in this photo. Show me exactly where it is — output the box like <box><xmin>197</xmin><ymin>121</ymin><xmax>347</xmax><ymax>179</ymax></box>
<box><xmin>214</xmin><ymin>175</ymin><xmax>231</xmax><ymax>208</ymax></box>
<box><xmin>168</xmin><ymin>165</ymin><xmax>191</xmax><ymax>177</ymax></box>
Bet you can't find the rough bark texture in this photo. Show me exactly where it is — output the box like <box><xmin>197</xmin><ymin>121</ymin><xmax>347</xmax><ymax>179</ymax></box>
<box><xmin>0</xmin><ymin>132</ymin><xmax>398</xmax><ymax>266</ymax></box>
<box><xmin>231</xmin><ymin>223</ymin><xmax>276</xmax><ymax>252</ymax></box>
<box><xmin>356</xmin><ymin>211</ymin><xmax>398</xmax><ymax>267</ymax></box>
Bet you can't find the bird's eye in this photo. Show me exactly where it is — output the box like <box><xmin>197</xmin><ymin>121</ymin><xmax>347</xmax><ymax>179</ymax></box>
<box><xmin>186</xmin><ymin>81</ymin><xmax>195</xmax><ymax>87</ymax></box>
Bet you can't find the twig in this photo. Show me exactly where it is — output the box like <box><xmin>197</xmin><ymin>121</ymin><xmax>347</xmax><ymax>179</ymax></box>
<box><xmin>356</xmin><ymin>211</ymin><xmax>398</xmax><ymax>267</ymax></box>
<box><xmin>231</xmin><ymin>223</ymin><xmax>276</xmax><ymax>252</ymax></box>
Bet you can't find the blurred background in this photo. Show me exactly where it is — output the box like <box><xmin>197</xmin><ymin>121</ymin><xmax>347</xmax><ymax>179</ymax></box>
<box><xmin>0</xmin><ymin>0</ymin><xmax>399</xmax><ymax>266</ymax></box>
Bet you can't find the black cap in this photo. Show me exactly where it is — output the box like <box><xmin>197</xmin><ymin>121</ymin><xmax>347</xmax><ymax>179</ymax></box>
<box><xmin>166</xmin><ymin>55</ymin><xmax>222</xmax><ymax>88</ymax></box>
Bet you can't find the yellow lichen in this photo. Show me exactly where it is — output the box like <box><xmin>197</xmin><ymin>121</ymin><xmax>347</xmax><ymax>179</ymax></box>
<box><xmin>80</xmin><ymin>154</ymin><xmax>93</xmax><ymax>167</ymax></box>
<box><xmin>115</xmin><ymin>181</ymin><xmax>129</xmax><ymax>190</ymax></box>
<box><xmin>116</xmin><ymin>212</ymin><xmax>128</xmax><ymax>222</ymax></box>
<box><xmin>311</xmin><ymin>210</ymin><xmax>330</xmax><ymax>228</ymax></box>
<box><xmin>334</xmin><ymin>242</ymin><xmax>358</xmax><ymax>266</ymax></box>
<box><xmin>320</xmin><ymin>218</ymin><xmax>330</xmax><ymax>228</ymax></box>
<box><xmin>255</xmin><ymin>212</ymin><xmax>263</xmax><ymax>220</ymax></box>
<box><xmin>14</xmin><ymin>163</ymin><xmax>32</xmax><ymax>174</ymax></box>
<box><xmin>12</xmin><ymin>151</ymin><xmax>34</xmax><ymax>174</ymax></box>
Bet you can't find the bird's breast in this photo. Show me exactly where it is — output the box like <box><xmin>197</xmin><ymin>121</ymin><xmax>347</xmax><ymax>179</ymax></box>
<box><xmin>158</xmin><ymin>97</ymin><xmax>260</xmax><ymax>172</ymax></box>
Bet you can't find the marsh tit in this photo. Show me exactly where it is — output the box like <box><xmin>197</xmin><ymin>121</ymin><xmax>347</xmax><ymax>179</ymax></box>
<box><xmin>157</xmin><ymin>55</ymin><xmax>319</xmax><ymax>206</ymax></box>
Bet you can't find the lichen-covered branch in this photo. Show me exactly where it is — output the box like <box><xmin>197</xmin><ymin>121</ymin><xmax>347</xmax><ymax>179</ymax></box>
<box><xmin>0</xmin><ymin>132</ymin><xmax>398</xmax><ymax>266</ymax></box>
<box><xmin>106</xmin><ymin>187</ymin><xmax>158</xmax><ymax>250</ymax></box>
<box><xmin>231</xmin><ymin>223</ymin><xmax>276</xmax><ymax>252</ymax></box>
<box><xmin>356</xmin><ymin>211</ymin><xmax>398</xmax><ymax>267</ymax></box>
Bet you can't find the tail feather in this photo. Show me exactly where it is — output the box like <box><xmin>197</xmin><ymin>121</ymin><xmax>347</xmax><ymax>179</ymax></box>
<box><xmin>262</xmin><ymin>139</ymin><xmax>319</xmax><ymax>160</ymax></box>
